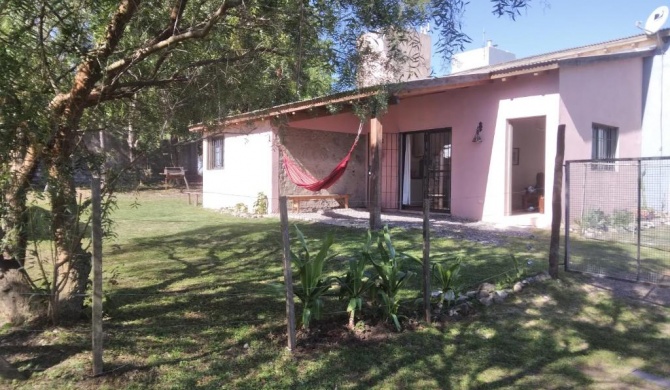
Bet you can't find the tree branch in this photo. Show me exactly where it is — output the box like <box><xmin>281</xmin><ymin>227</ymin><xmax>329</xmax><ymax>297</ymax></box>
<box><xmin>50</xmin><ymin>0</ymin><xmax>140</xmax><ymax>117</ymax></box>
<box><xmin>104</xmin><ymin>0</ymin><xmax>244</xmax><ymax>79</ymax></box>
<box><xmin>172</xmin><ymin>47</ymin><xmax>287</xmax><ymax>77</ymax></box>
<box><xmin>148</xmin><ymin>0</ymin><xmax>190</xmax><ymax>46</ymax></box>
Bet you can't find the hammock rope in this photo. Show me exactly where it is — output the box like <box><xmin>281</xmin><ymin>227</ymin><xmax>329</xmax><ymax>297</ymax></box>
<box><xmin>282</xmin><ymin>122</ymin><xmax>364</xmax><ymax>192</ymax></box>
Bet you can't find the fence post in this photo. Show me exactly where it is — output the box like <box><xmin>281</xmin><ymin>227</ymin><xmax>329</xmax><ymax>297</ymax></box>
<box><xmin>422</xmin><ymin>198</ymin><xmax>431</xmax><ymax>324</ymax></box>
<box><xmin>636</xmin><ymin>160</ymin><xmax>642</xmax><ymax>281</ymax></box>
<box><xmin>91</xmin><ymin>176</ymin><xmax>103</xmax><ymax>376</ymax></box>
<box><xmin>279</xmin><ymin>196</ymin><xmax>297</xmax><ymax>351</ymax></box>
<box><xmin>549</xmin><ymin>124</ymin><xmax>566</xmax><ymax>279</ymax></box>
<box><xmin>564</xmin><ymin>161</ymin><xmax>571</xmax><ymax>271</ymax></box>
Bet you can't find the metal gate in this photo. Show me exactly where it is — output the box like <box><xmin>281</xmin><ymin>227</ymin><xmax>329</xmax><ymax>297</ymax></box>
<box><xmin>424</xmin><ymin>129</ymin><xmax>452</xmax><ymax>212</ymax></box>
<box><xmin>565</xmin><ymin>157</ymin><xmax>670</xmax><ymax>285</ymax></box>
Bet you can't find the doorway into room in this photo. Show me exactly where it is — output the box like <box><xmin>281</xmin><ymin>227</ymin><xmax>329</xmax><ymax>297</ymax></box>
<box><xmin>507</xmin><ymin>117</ymin><xmax>546</xmax><ymax>215</ymax></box>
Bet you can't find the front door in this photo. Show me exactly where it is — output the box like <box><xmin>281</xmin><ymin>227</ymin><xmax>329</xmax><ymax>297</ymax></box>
<box><xmin>401</xmin><ymin>128</ymin><xmax>452</xmax><ymax>212</ymax></box>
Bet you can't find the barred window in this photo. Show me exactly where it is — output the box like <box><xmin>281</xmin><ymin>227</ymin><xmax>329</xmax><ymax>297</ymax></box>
<box><xmin>592</xmin><ymin>124</ymin><xmax>618</xmax><ymax>170</ymax></box>
<box><xmin>208</xmin><ymin>136</ymin><xmax>224</xmax><ymax>169</ymax></box>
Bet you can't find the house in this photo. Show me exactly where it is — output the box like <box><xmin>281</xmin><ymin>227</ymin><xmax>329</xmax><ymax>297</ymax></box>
<box><xmin>190</xmin><ymin>30</ymin><xmax>670</xmax><ymax>228</ymax></box>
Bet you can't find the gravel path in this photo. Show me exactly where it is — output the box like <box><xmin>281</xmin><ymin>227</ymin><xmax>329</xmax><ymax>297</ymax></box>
<box><xmin>279</xmin><ymin>208</ymin><xmax>538</xmax><ymax>246</ymax></box>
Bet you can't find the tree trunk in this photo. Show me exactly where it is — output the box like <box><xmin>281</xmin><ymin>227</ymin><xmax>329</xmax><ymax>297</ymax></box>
<box><xmin>46</xmin><ymin>125</ymin><xmax>91</xmax><ymax>324</ymax></box>
<box><xmin>0</xmin><ymin>269</ymin><xmax>32</xmax><ymax>325</ymax></box>
<box><xmin>1</xmin><ymin>145</ymin><xmax>39</xmax><ymax>325</ymax></box>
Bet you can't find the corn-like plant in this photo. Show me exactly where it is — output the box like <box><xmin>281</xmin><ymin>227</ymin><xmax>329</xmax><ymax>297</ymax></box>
<box><xmin>336</xmin><ymin>255</ymin><xmax>372</xmax><ymax>329</ymax></box>
<box><xmin>290</xmin><ymin>226</ymin><xmax>336</xmax><ymax>329</ymax></box>
<box><xmin>432</xmin><ymin>260</ymin><xmax>462</xmax><ymax>312</ymax></box>
<box><xmin>364</xmin><ymin>226</ymin><xmax>415</xmax><ymax>331</ymax></box>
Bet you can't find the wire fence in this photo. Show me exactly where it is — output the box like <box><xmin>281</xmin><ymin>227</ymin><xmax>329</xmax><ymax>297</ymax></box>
<box><xmin>565</xmin><ymin>157</ymin><xmax>670</xmax><ymax>285</ymax></box>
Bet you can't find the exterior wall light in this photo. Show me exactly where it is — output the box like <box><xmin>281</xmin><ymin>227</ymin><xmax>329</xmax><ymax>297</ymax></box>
<box><xmin>472</xmin><ymin>121</ymin><xmax>483</xmax><ymax>143</ymax></box>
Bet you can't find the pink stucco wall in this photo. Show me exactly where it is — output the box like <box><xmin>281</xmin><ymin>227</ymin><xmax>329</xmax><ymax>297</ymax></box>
<box><xmin>559</xmin><ymin>57</ymin><xmax>643</xmax><ymax>161</ymax></box>
<box><xmin>202</xmin><ymin>56</ymin><xmax>644</xmax><ymax>225</ymax></box>
<box><xmin>559</xmin><ymin>57</ymin><xmax>644</xmax><ymax>221</ymax></box>
<box><xmin>290</xmin><ymin>72</ymin><xmax>561</xmax><ymax>223</ymax></box>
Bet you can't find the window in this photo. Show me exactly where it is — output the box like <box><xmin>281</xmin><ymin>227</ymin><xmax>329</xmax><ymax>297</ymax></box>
<box><xmin>208</xmin><ymin>136</ymin><xmax>224</xmax><ymax>169</ymax></box>
<box><xmin>592</xmin><ymin>124</ymin><xmax>618</xmax><ymax>170</ymax></box>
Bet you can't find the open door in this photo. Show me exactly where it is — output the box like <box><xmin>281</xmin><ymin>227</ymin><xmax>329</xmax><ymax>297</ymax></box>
<box><xmin>508</xmin><ymin>117</ymin><xmax>546</xmax><ymax>215</ymax></box>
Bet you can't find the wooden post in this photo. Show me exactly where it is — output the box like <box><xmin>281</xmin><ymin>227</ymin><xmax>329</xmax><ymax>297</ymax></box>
<box><xmin>369</xmin><ymin>117</ymin><xmax>383</xmax><ymax>230</ymax></box>
<box><xmin>91</xmin><ymin>176</ymin><xmax>103</xmax><ymax>376</ymax></box>
<box><xmin>422</xmin><ymin>198</ymin><xmax>431</xmax><ymax>324</ymax></box>
<box><xmin>564</xmin><ymin>161</ymin><xmax>571</xmax><ymax>271</ymax></box>
<box><xmin>279</xmin><ymin>196</ymin><xmax>297</xmax><ymax>351</ymax></box>
<box><xmin>549</xmin><ymin>125</ymin><xmax>566</xmax><ymax>279</ymax></box>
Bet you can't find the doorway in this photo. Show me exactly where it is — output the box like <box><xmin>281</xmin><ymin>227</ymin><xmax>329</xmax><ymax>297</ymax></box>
<box><xmin>508</xmin><ymin>117</ymin><xmax>546</xmax><ymax>215</ymax></box>
<box><xmin>401</xmin><ymin>128</ymin><xmax>452</xmax><ymax>212</ymax></box>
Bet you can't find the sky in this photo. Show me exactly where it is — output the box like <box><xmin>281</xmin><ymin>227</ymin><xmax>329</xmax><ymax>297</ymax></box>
<box><xmin>432</xmin><ymin>0</ymin><xmax>669</xmax><ymax>74</ymax></box>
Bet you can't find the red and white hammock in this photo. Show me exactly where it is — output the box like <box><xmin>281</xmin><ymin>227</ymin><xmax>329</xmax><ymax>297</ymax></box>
<box><xmin>282</xmin><ymin>122</ymin><xmax>363</xmax><ymax>192</ymax></box>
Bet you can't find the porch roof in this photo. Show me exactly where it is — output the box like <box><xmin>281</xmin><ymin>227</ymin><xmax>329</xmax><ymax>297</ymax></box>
<box><xmin>190</xmin><ymin>29</ymin><xmax>668</xmax><ymax>135</ymax></box>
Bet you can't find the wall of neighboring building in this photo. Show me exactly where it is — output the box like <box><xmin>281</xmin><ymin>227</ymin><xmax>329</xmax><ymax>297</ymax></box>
<box><xmin>358</xmin><ymin>31</ymin><xmax>431</xmax><ymax>87</ymax></box>
<box><xmin>642</xmin><ymin>42</ymin><xmax>670</xmax><ymax>157</ymax></box>
<box><xmin>279</xmin><ymin>126</ymin><xmax>368</xmax><ymax>209</ymax></box>
<box><xmin>202</xmin><ymin>120</ymin><xmax>275</xmax><ymax>213</ymax></box>
<box><xmin>559</xmin><ymin>56</ymin><xmax>644</xmax><ymax>220</ymax></box>
<box><xmin>451</xmin><ymin>42</ymin><xmax>516</xmax><ymax>73</ymax></box>
<box><xmin>641</xmin><ymin>41</ymin><xmax>670</xmax><ymax>213</ymax></box>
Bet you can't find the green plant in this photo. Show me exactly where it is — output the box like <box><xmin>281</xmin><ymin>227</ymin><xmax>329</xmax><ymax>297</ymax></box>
<box><xmin>432</xmin><ymin>259</ymin><xmax>462</xmax><ymax>312</ymax></box>
<box><xmin>364</xmin><ymin>226</ymin><xmax>415</xmax><ymax>331</ymax></box>
<box><xmin>290</xmin><ymin>225</ymin><xmax>336</xmax><ymax>329</ymax></box>
<box><xmin>610</xmin><ymin>209</ymin><xmax>634</xmax><ymax>227</ymax></box>
<box><xmin>252</xmin><ymin>192</ymin><xmax>268</xmax><ymax>215</ymax></box>
<box><xmin>578</xmin><ymin>208</ymin><xmax>607</xmax><ymax>229</ymax></box>
<box><xmin>499</xmin><ymin>254</ymin><xmax>526</xmax><ymax>288</ymax></box>
<box><xmin>234</xmin><ymin>203</ymin><xmax>248</xmax><ymax>213</ymax></box>
<box><xmin>336</xmin><ymin>254</ymin><xmax>372</xmax><ymax>329</ymax></box>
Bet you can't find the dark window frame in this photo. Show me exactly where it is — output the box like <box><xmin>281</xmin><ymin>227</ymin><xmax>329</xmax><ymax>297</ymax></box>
<box><xmin>591</xmin><ymin>123</ymin><xmax>618</xmax><ymax>171</ymax></box>
<box><xmin>208</xmin><ymin>136</ymin><xmax>224</xmax><ymax>169</ymax></box>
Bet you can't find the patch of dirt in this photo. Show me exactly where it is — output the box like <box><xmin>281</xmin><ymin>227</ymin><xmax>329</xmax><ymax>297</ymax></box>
<box><xmin>281</xmin><ymin>208</ymin><xmax>535</xmax><ymax>246</ymax></box>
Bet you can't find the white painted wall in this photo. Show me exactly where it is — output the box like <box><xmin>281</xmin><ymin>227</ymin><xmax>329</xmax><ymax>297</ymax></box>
<box><xmin>202</xmin><ymin>120</ymin><xmax>275</xmax><ymax>213</ymax></box>
<box><xmin>641</xmin><ymin>43</ymin><xmax>670</xmax><ymax>213</ymax></box>
<box><xmin>451</xmin><ymin>42</ymin><xmax>516</xmax><ymax>73</ymax></box>
<box><xmin>483</xmin><ymin>93</ymin><xmax>560</xmax><ymax>227</ymax></box>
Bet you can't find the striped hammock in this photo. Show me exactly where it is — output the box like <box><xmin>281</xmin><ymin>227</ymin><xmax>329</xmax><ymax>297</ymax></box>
<box><xmin>282</xmin><ymin>122</ymin><xmax>363</xmax><ymax>192</ymax></box>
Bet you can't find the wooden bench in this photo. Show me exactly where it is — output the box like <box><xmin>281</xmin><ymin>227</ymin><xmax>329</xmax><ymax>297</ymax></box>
<box><xmin>160</xmin><ymin>167</ymin><xmax>189</xmax><ymax>190</ymax></box>
<box><xmin>287</xmin><ymin>194</ymin><xmax>349</xmax><ymax>213</ymax></box>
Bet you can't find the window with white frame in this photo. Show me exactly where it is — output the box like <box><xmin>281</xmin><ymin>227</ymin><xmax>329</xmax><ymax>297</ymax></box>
<box><xmin>592</xmin><ymin>123</ymin><xmax>618</xmax><ymax>170</ymax></box>
<box><xmin>208</xmin><ymin>136</ymin><xmax>224</xmax><ymax>169</ymax></box>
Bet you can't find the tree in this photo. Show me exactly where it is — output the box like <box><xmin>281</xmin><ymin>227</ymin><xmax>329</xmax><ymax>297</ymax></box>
<box><xmin>0</xmin><ymin>0</ymin><xmax>530</xmax><ymax>325</ymax></box>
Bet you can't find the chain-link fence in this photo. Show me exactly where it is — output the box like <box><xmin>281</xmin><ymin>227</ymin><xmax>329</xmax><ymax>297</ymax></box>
<box><xmin>565</xmin><ymin>157</ymin><xmax>670</xmax><ymax>285</ymax></box>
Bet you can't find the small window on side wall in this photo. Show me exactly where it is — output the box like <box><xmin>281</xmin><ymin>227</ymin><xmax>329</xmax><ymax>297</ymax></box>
<box><xmin>591</xmin><ymin>123</ymin><xmax>618</xmax><ymax>171</ymax></box>
<box><xmin>208</xmin><ymin>136</ymin><xmax>224</xmax><ymax>169</ymax></box>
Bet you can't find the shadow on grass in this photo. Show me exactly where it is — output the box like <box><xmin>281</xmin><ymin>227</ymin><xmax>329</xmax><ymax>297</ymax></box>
<box><xmin>5</xmin><ymin>215</ymin><xmax>669</xmax><ymax>389</ymax></box>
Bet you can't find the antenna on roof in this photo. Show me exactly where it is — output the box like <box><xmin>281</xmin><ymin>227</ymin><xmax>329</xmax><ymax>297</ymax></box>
<box><xmin>636</xmin><ymin>5</ymin><xmax>669</xmax><ymax>48</ymax></box>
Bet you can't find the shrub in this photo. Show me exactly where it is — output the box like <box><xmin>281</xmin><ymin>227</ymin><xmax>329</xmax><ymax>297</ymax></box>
<box><xmin>253</xmin><ymin>192</ymin><xmax>268</xmax><ymax>215</ymax></box>
<box><xmin>336</xmin><ymin>255</ymin><xmax>372</xmax><ymax>329</ymax></box>
<box><xmin>290</xmin><ymin>226</ymin><xmax>336</xmax><ymax>329</ymax></box>
<box><xmin>578</xmin><ymin>208</ymin><xmax>607</xmax><ymax>229</ymax></box>
<box><xmin>364</xmin><ymin>226</ymin><xmax>415</xmax><ymax>331</ymax></box>
<box><xmin>610</xmin><ymin>209</ymin><xmax>634</xmax><ymax>227</ymax></box>
<box><xmin>432</xmin><ymin>259</ymin><xmax>462</xmax><ymax>312</ymax></box>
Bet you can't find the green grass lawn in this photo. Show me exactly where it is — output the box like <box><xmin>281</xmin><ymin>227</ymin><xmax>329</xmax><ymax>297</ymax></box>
<box><xmin>2</xmin><ymin>191</ymin><xmax>669</xmax><ymax>389</ymax></box>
